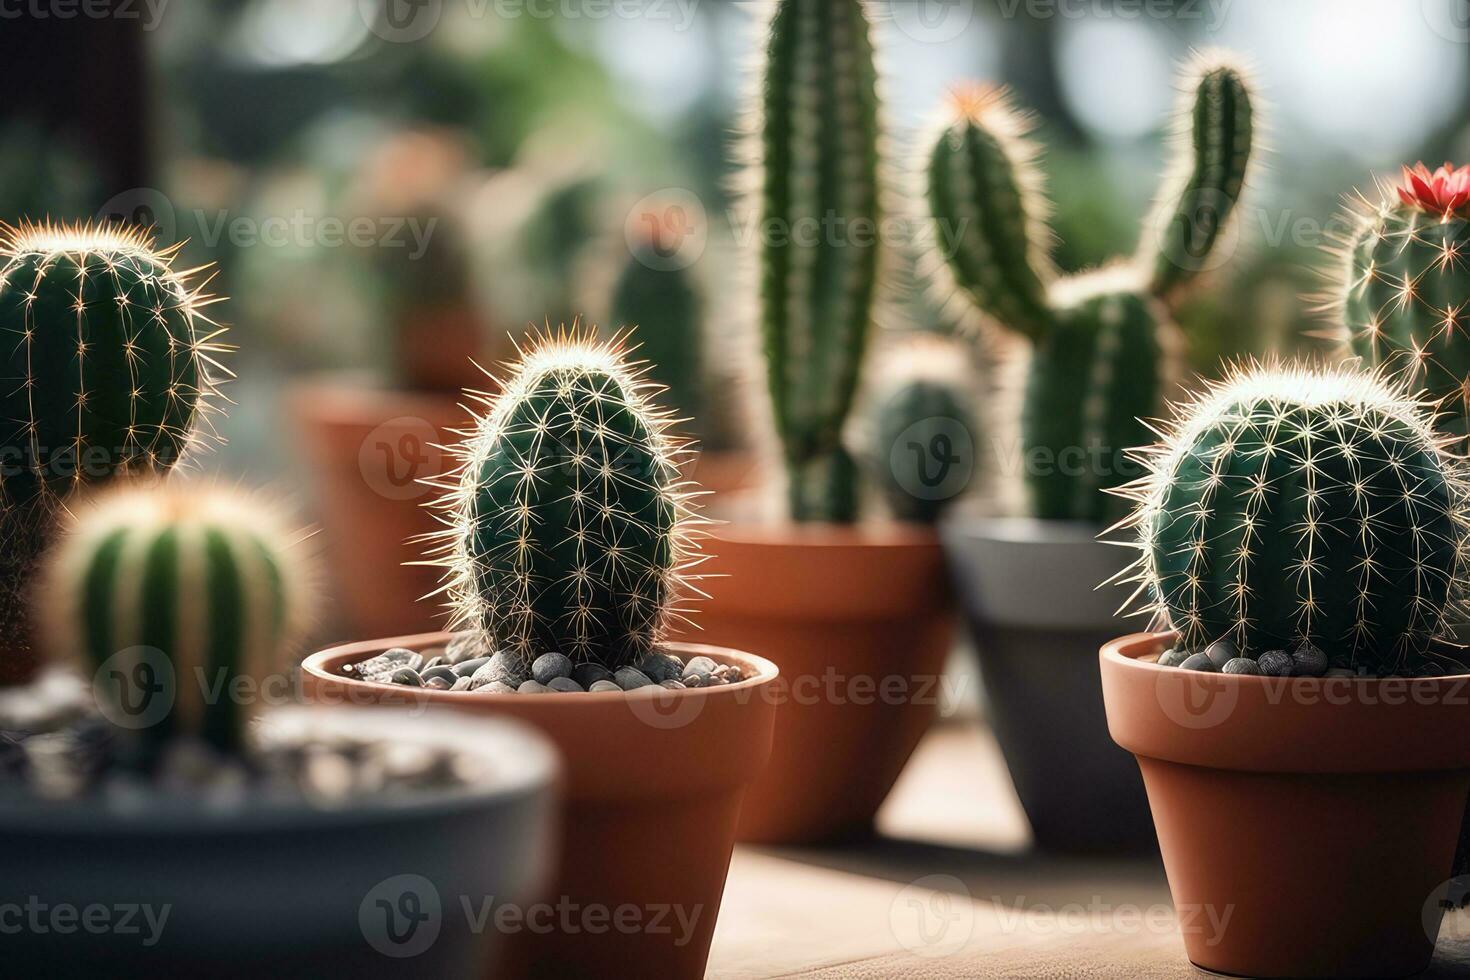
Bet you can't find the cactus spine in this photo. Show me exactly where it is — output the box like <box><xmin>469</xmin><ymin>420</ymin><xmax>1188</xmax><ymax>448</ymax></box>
<box><xmin>755</xmin><ymin>0</ymin><xmax>882</xmax><ymax>522</ymax></box>
<box><xmin>41</xmin><ymin>484</ymin><xmax>309</xmax><ymax>754</ymax></box>
<box><xmin>1338</xmin><ymin>162</ymin><xmax>1470</xmax><ymax>442</ymax></box>
<box><xmin>918</xmin><ymin>54</ymin><xmax>1255</xmax><ymax>523</ymax></box>
<box><xmin>610</xmin><ymin>240</ymin><xmax>705</xmax><ymax>433</ymax></box>
<box><xmin>431</xmin><ymin>327</ymin><xmax>698</xmax><ymax>671</ymax></box>
<box><xmin>1117</xmin><ymin>362</ymin><xmax>1470</xmax><ymax>673</ymax></box>
<box><xmin>868</xmin><ymin>337</ymin><xmax>976</xmax><ymax>523</ymax></box>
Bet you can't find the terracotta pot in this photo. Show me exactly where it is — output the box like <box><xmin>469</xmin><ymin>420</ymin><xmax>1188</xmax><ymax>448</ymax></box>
<box><xmin>301</xmin><ymin>635</ymin><xmax>778</xmax><ymax>980</ymax></box>
<box><xmin>1102</xmin><ymin>631</ymin><xmax>1470</xmax><ymax>978</ymax></box>
<box><xmin>942</xmin><ymin>517</ymin><xmax>1155</xmax><ymax>853</ymax></box>
<box><xmin>1</xmin><ymin>706</ymin><xmax>557</xmax><ymax>978</ymax></box>
<box><xmin>289</xmin><ymin>379</ymin><xmax>474</xmax><ymax>637</ymax></box>
<box><xmin>668</xmin><ymin>523</ymin><xmax>953</xmax><ymax>844</ymax></box>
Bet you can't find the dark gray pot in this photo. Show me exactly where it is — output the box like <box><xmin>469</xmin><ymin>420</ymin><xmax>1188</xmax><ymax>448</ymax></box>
<box><xmin>941</xmin><ymin>516</ymin><xmax>1157</xmax><ymax>854</ymax></box>
<box><xmin>0</xmin><ymin>707</ymin><xmax>558</xmax><ymax>979</ymax></box>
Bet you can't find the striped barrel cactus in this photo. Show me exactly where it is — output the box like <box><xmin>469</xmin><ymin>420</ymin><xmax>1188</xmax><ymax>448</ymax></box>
<box><xmin>41</xmin><ymin>484</ymin><xmax>309</xmax><ymax>754</ymax></box>
<box><xmin>1116</xmin><ymin>362</ymin><xmax>1470</xmax><ymax>673</ymax></box>
<box><xmin>429</xmin><ymin>327</ymin><xmax>697</xmax><ymax>671</ymax></box>
<box><xmin>1337</xmin><ymin>162</ymin><xmax>1470</xmax><ymax>442</ymax></box>
<box><xmin>918</xmin><ymin>53</ymin><xmax>1255</xmax><ymax>523</ymax></box>
<box><xmin>754</xmin><ymin>0</ymin><xmax>883</xmax><ymax>522</ymax></box>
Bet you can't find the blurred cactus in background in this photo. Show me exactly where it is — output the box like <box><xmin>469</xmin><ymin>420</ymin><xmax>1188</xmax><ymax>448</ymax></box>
<box><xmin>429</xmin><ymin>328</ymin><xmax>699</xmax><ymax>671</ymax></box>
<box><xmin>867</xmin><ymin>336</ymin><xmax>977</xmax><ymax>524</ymax></box>
<box><xmin>610</xmin><ymin>234</ymin><xmax>705</xmax><ymax>436</ymax></box>
<box><xmin>918</xmin><ymin>53</ymin><xmax>1256</xmax><ymax>523</ymax></box>
<box><xmin>752</xmin><ymin>0</ymin><xmax>883</xmax><ymax>523</ymax></box>
<box><xmin>1337</xmin><ymin>162</ymin><xmax>1470</xmax><ymax>443</ymax></box>
<box><xmin>1116</xmin><ymin>361</ymin><xmax>1470</xmax><ymax>674</ymax></box>
<box><xmin>0</xmin><ymin>222</ymin><xmax>227</xmax><ymax>683</ymax></box>
<box><xmin>40</xmin><ymin>484</ymin><xmax>311</xmax><ymax>756</ymax></box>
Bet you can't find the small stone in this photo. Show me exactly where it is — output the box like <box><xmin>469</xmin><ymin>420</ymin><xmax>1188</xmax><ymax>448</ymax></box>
<box><xmin>469</xmin><ymin>663</ymin><xmax>508</xmax><ymax>689</ymax></box>
<box><xmin>1179</xmin><ymin>653</ymin><xmax>1218</xmax><ymax>673</ymax></box>
<box><xmin>683</xmin><ymin>656</ymin><xmax>717</xmax><ymax>678</ymax></box>
<box><xmin>421</xmin><ymin>666</ymin><xmax>459</xmax><ymax>687</ymax></box>
<box><xmin>660</xmin><ymin>679</ymin><xmax>686</xmax><ymax>690</ymax></box>
<box><xmin>421</xmin><ymin>656</ymin><xmax>444</xmax><ymax>672</ymax></box>
<box><xmin>572</xmin><ymin>663</ymin><xmax>614</xmax><ymax>689</ymax></box>
<box><xmin>1222</xmin><ymin>658</ymin><xmax>1261</xmax><ymax>675</ymax></box>
<box><xmin>450</xmin><ymin>677</ymin><xmax>474</xmax><ymax>692</ymax></box>
<box><xmin>639</xmin><ymin>652</ymin><xmax>684</xmax><ymax>684</ymax></box>
<box><xmin>486</xmin><ymin>651</ymin><xmax>529</xmax><ymax>688</ymax></box>
<box><xmin>425</xmin><ymin>676</ymin><xmax>452</xmax><ymax>691</ymax></box>
<box><xmin>389</xmin><ymin>667</ymin><xmax>423</xmax><ymax>687</ymax></box>
<box><xmin>1291</xmin><ymin>643</ymin><xmax>1328</xmax><ymax>678</ymax></box>
<box><xmin>454</xmin><ymin>656</ymin><xmax>491</xmax><ymax>678</ymax></box>
<box><xmin>1203</xmin><ymin>640</ymin><xmax>1237</xmax><ymax>670</ymax></box>
<box><xmin>517</xmin><ymin>680</ymin><xmax>549</xmax><ymax>694</ymax></box>
<box><xmin>614</xmin><ymin>667</ymin><xmax>654</xmax><ymax>690</ymax></box>
<box><xmin>532</xmin><ymin>653</ymin><xmax>573</xmax><ymax>685</ymax></box>
<box><xmin>1157</xmin><ymin>648</ymin><xmax>1188</xmax><ymax>668</ymax></box>
<box><xmin>1258</xmin><ymin>650</ymin><xmax>1294</xmax><ymax>677</ymax></box>
<box><xmin>682</xmin><ymin>671</ymin><xmax>706</xmax><ymax>688</ymax></box>
<box><xmin>482</xmin><ymin>681</ymin><xmax>516</xmax><ymax>694</ymax></box>
<box><xmin>724</xmin><ymin>665</ymin><xmax>744</xmax><ymax>683</ymax></box>
<box><xmin>546</xmin><ymin>677</ymin><xmax>584</xmax><ymax>693</ymax></box>
<box><xmin>588</xmin><ymin>680</ymin><xmax>622</xmax><ymax>693</ymax></box>
<box><xmin>354</xmin><ymin>647</ymin><xmax>421</xmax><ymax>682</ymax></box>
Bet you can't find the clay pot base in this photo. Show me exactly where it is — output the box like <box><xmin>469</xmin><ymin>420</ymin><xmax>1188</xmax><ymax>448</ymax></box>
<box><xmin>1103</xmin><ymin>631</ymin><xmax>1470</xmax><ymax>979</ymax></box>
<box><xmin>302</xmin><ymin>635</ymin><xmax>778</xmax><ymax>980</ymax></box>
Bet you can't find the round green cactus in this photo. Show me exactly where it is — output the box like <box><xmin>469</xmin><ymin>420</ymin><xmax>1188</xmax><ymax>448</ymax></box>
<box><xmin>40</xmin><ymin>484</ymin><xmax>310</xmax><ymax>754</ymax></box>
<box><xmin>1339</xmin><ymin>163</ymin><xmax>1470</xmax><ymax>442</ymax></box>
<box><xmin>918</xmin><ymin>53</ymin><xmax>1256</xmax><ymax>523</ymax></box>
<box><xmin>1118</xmin><ymin>362</ymin><xmax>1470</xmax><ymax>672</ymax></box>
<box><xmin>431</xmin><ymin>328</ymin><xmax>697</xmax><ymax>671</ymax></box>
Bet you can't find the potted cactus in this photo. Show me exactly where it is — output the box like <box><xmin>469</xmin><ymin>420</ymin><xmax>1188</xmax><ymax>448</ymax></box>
<box><xmin>300</xmin><ymin>328</ymin><xmax>779</xmax><ymax>980</ymax></box>
<box><xmin>916</xmin><ymin>55</ymin><xmax>1257</xmax><ymax>851</ymax></box>
<box><xmin>1100</xmin><ymin>361</ymin><xmax>1470</xmax><ymax>979</ymax></box>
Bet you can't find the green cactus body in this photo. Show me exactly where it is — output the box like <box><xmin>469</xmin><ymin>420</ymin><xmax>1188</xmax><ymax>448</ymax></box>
<box><xmin>756</xmin><ymin>0</ymin><xmax>882</xmax><ymax>523</ymax></box>
<box><xmin>610</xmin><ymin>244</ymin><xmax>704</xmax><ymax>431</ymax></box>
<box><xmin>919</xmin><ymin>55</ymin><xmax>1255</xmax><ymax>523</ymax></box>
<box><xmin>1120</xmin><ymin>363</ymin><xmax>1470</xmax><ymax>672</ymax></box>
<box><xmin>870</xmin><ymin>337</ymin><xmax>977</xmax><ymax>523</ymax></box>
<box><xmin>43</xmin><ymin>485</ymin><xmax>305</xmax><ymax>754</ymax></box>
<box><xmin>1340</xmin><ymin>163</ymin><xmax>1470</xmax><ymax>442</ymax></box>
<box><xmin>433</xmin><ymin>329</ymin><xmax>694</xmax><ymax>671</ymax></box>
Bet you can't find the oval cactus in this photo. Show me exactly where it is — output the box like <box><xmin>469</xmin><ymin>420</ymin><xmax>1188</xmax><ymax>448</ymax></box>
<box><xmin>610</xmin><ymin>238</ymin><xmax>704</xmax><ymax>432</ymax></box>
<box><xmin>754</xmin><ymin>0</ymin><xmax>882</xmax><ymax>522</ymax></box>
<box><xmin>40</xmin><ymin>484</ymin><xmax>310</xmax><ymax>754</ymax></box>
<box><xmin>1116</xmin><ymin>362</ymin><xmax>1470</xmax><ymax>673</ymax></box>
<box><xmin>868</xmin><ymin>336</ymin><xmax>977</xmax><ymax>523</ymax></box>
<box><xmin>430</xmin><ymin>327</ymin><xmax>698</xmax><ymax>671</ymax></box>
<box><xmin>1338</xmin><ymin>162</ymin><xmax>1470</xmax><ymax>442</ymax></box>
<box><xmin>918</xmin><ymin>53</ymin><xmax>1255</xmax><ymax>523</ymax></box>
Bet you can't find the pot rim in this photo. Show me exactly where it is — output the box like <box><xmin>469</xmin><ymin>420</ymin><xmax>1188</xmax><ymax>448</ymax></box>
<box><xmin>0</xmin><ymin>704</ymin><xmax>558</xmax><ymax>836</ymax></box>
<box><xmin>1101</xmin><ymin>631</ymin><xmax>1470</xmax><ymax>774</ymax></box>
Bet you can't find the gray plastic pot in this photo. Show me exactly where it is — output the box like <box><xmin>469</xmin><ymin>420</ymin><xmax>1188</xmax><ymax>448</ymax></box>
<box><xmin>941</xmin><ymin>516</ymin><xmax>1156</xmax><ymax>854</ymax></box>
<box><xmin>0</xmin><ymin>706</ymin><xmax>558</xmax><ymax>979</ymax></box>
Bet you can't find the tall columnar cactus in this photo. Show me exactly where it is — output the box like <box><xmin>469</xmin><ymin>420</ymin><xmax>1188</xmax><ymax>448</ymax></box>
<box><xmin>1116</xmin><ymin>362</ymin><xmax>1470</xmax><ymax>673</ymax></box>
<box><xmin>0</xmin><ymin>221</ymin><xmax>226</xmax><ymax>681</ymax></box>
<box><xmin>40</xmin><ymin>484</ymin><xmax>310</xmax><ymax>754</ymax></box>
<box><xmin>918</xmin><ymin>54</ymin><xmax>1255</xmax><ymax>523</ymax></box>
<box><xmin>610</xmin><ymin>239</ymin><xmax>705</xmax><ymax>434</ymax></box>
<box><xmin>868</xmin><ymin>337</ymin><xmax>977</xmax><ymax>524</ymax></box>
<box><xmin>755</xmin><ymin>0</ymin><xmax>882</xmax><ymax>522</ymax></box>
<box><xmin>430</xmin><ymin>327</ymin><xmax>697</xmax><ymax>671</ymax></box>
<box><xmin>1338</xmin><ymin>162</ymin><xmax>1470</xmax><ymax>441</ymax></box>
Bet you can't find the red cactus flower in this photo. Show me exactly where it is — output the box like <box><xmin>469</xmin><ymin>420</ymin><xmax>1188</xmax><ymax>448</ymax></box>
<box><xmin>1396</xmin><ymin>162</ymin><xmax>1470</xmax><ymax>215</ymax></box>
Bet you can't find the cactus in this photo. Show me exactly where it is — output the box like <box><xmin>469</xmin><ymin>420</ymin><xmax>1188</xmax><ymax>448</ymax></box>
<box><xmin>1337</xmin><ymin>162</ymin><xmax>1470</xmax><ymax>442</ymax></box>
<box><xmin>868</xmin><ymin>336</ymin><xmax>977</xmax><ymax>523</ymax></box>
<box><xmin>429</xmin><ymin>327</ymin><xmax>698</xmax><ymax>671</ymax></box>
<box><xmin>754</xmin><ymin>0</ymin><xmax>882</xmax><ymax>523</ymax></box>
<box><xmin>610</xmin><ymin>240</ymin><xmax>705</xmax><ymax>433</ymax></box>
<box><xmin>40</xmin><ymin>484</ymin><xmax>310</xmax><ymax>755</ymax></box>
<box><xmin>918</xmin><ymin>53</ymin><xmax>1255</xmax><ymax>523</ymax></box>
<box><xmin>1115</xmin><ymin>362</ymin><xmax>1470</xmax><ymax>673</ymax></box>
<box><xmin>0</xmin><ymin>221</ymin><xmax>226</xmax><ymax>682</ymax></box>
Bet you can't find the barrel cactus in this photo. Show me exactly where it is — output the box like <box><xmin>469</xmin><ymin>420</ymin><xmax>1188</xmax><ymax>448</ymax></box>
<box><xmin>0</xmin><ymin>221</ymin><xmax>226</xmax><ymax>681</ymax></box>
<box><xmin>1117</xmin><ymin>362</ymin><xmax>1470</xmax><ymax>673</ymax></box>
<box><xmin>918</xmin><ymin>53</ymin><xmax>1255</xmax><ymax>523</ymax></box>
<box><xmin>39</xmin><ymin>484</ymin><xmax>310</xmax><ymax>754</ymax></box>
<box><xmin>754</xmin><ymin>0</ymin><xmax>882</xmax><ymax>522</ymax></box>
<box><xmin>1337</xmin><ymin>162</ymin><xmax>1470</xmax><ymax>442</ymax></box>
<box><xmin>429</xmin><ymin>328</ymin><xmax>697</xmax><ymax>671</ymax></box>
<box><xmin>868</xmin><ymin>336</ymin><xmax>977</xmax><ymax>523</ymax></box>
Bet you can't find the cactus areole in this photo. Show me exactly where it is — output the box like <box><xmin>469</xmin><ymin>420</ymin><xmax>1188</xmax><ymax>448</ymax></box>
<box><xmin>430</xmin><ymin>328</ymin><xmax>699</xmax><ymax>671</ymax></box>
<box><xmin>1117</xmin><ymin>362</ymin><xmax>1470</xmax><ymax>673</ymax></box>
